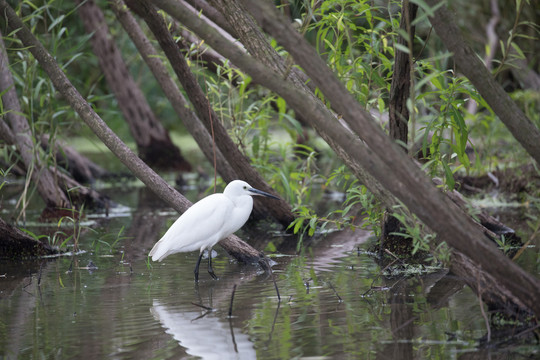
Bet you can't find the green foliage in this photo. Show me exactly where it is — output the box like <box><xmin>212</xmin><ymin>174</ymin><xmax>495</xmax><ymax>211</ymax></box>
<box><xmin>308</xmin><ymin>0</ymin><xmax>396</xmax><ymax>107</ymax></box>
<box><xmin>494</xmin><ymin>234</ymin><xmax>514</xmax><ymax>255</ymax></box>
<box><xmin>205</xmin><ymin>63</ymin><xmax>281</xmax><ymax>164</ymax></box>
<box><xmin>216</xmin><ymin>0</ymin><xmax>537</xmax><ymax>256</ymax></box>
<box><xmin>9</xmin><ymin>1</ymin><xmax>87</xmax><ymax>132</ymax></box>
<box><xmin>287</xmin><ymin>166</ymin><xmax>383</xmax><ymax>250</ymax></box>
<box><xmin>391</xmin><ymin>209</ymin><xmax>433</xmax><ymax>254</ymax></box>
<box><xmin>415</xmin><ymin>63</ymin><xmax>480</xmax><ymax>188</ymax></box>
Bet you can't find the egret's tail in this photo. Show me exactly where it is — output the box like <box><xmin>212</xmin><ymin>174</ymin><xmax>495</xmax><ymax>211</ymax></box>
<box><xmin>149</xmin><ymin>240</ymin><xmax>170</xmax><ymax>262</ymax></box>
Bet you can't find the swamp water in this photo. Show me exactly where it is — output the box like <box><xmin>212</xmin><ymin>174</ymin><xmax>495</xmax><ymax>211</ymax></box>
<box><xmin>1</xmin><ymin>183</ymin><xmax>538</xmax><ymax>359</ymax></box>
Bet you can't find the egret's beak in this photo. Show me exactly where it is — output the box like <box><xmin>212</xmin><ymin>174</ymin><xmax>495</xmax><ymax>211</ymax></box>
<box><xmin>248</xmin><ymin>187</ymin><xmax>280</xmax><ymax>200</ymax></box>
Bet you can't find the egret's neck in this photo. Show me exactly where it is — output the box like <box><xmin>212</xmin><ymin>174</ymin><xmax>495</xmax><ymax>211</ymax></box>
<box><xmin>231</xmin><ymin>195</ymin><xmax>253</xmax><ymax>210</ymax></box>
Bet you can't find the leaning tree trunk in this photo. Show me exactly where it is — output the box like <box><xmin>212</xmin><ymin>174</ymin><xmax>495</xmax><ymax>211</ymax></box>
<box><xmin>76</xmin><ymin>0</ymin><xmax>191</xmax><ymax>171</ymax></box>
<box><xmin>167</xmin><ymin>2</ymin><xmax>238</xmax><ymax>79</ymax></box>
<box><xmin>0</xmin><ymin>32</ymin><xmax>70</xmax><ymax>211</ymax></box>
<box><xmin>214</xmin><ymin>0</ymin><xmax>534</xmax><ymax>318</ymax></box>
<box><xmin>207</xmin><ymin>0</ymin><xmax>314</xmax><ymax>93</ymax></box>
<box><xmin>185</xmin><ymin>0</ymin><xmax>238</xmax><ymax>38</ymax></box>
<box><xmin>0</xmin><ymin>1</ymin><xmax>268</xmax><ymax>267</ymax></box>
<box><xmin>125</xmin><ymin>0</ymin><xmax>295</xmax><ymax>226</ymax></box>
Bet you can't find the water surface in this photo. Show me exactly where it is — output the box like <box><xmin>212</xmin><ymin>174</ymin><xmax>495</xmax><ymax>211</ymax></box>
<box><xmin>1</xmin><ymin>185</ymin><xmax>537</xmax><ymax>359</ymax></box>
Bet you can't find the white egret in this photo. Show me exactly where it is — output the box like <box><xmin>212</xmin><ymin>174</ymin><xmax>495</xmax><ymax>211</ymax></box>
<box><xmin>149</xmin><ymin>180</ymin><xmax>279</xmax><ymax>282</ymax></box>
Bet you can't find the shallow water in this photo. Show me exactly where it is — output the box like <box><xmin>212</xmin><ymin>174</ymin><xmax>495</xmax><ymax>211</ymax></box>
<box><xmin>1</xmin><ymin>185</ymin><xmax>538</xmax><ymax>359</ymax></box>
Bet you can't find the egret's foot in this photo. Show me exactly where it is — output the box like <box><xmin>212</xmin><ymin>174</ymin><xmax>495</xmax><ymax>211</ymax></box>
<box><xmin>207</xmin><ymin>250</ymin><xmax>218</xmax><ymax>280</ymax></box>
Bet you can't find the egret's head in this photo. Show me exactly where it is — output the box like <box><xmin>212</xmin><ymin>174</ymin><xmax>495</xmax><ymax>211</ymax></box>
<box><xmin>225</xmin><ymin>180</ymin><xmax>280</xmax><ymax>199</ymax></box>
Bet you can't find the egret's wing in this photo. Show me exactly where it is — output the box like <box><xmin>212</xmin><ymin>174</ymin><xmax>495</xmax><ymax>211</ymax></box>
<box><xmin>149</xmin><ymin>194</ymin><xmax>232</xmax><ymax>261</ymax></box>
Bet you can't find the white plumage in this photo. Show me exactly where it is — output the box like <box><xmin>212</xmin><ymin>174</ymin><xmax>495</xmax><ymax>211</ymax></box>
<box><xmin>149</xmin><ymin>180</ymin><xmax>279</xmax><ymax>281</ymax></box>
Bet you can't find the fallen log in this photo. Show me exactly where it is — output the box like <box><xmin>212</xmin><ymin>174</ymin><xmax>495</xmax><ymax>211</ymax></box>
<box><xmin>0</xmin><ymin>217</ymin><xmax>59</xmax><ymax>259</ymax></box>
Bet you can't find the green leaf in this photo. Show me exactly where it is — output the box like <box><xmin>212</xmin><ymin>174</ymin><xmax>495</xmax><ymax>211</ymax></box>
<box><xmin>442</xmin><ymin>161</ymin><xmax>455</xmax><ymax>189</ymax></box>
<box><xmin>276</xmin><ymin>96</ymin><xmax>286</xmax><ymax>115</ymax></box>
<box><xmin>510</xmin><ymin>42</ymin><xmax>525</xmax><ymax>60</ymax></box>
<box><xmin>293</xmin><ymin>218</ymin><xmax>304</xmax><ymax>234</ymax></box>
<box><xmin>48</xmin><ymin>14</ymin><xmax>65</xmax><ymax>31</ymax></box>
<box><xmin>451</xmin><ymin>107</ymin><xmax>468</xmax><ymax>156</ymax></box>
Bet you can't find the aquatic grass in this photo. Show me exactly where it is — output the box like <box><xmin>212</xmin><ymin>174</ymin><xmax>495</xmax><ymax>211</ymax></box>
<box><xmin>91</xmin><ymin>225</ymin><xmax>133</xmax><ymax>254</ymax></box>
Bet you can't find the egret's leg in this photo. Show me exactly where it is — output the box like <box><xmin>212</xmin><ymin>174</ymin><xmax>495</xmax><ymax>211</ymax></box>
<box><xmin>194</xmin><ymin>252</ymin><xmax>204</xmax><ymax>282</ymax></box>
<box><xmin>207</xmin><ymin>249</ymin><xmax>218</xmax><ymax>280</ymax></box>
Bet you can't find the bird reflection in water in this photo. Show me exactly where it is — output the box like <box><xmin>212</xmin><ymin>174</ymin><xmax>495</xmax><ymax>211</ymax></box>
<box><xmin>150</xmin><ymin>300</ymin><xmax>256</xmax><ymax>359</ymax></box>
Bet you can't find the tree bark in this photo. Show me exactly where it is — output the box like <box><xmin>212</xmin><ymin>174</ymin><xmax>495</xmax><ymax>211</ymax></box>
<box><xmin>208</xmin><ymin>0</ymin><xmax>314</xmax><ymax>92</ymax></box>
<box><xmin>173</xmin><ymin>24</ymin><xmax>231</xmax><ymax>78</ymax></box>
<box><xmin>76</xmin><ymin>0</ymin><xmax>191</xmax><ymax>171</ymax></box>
<box><xmin>389</xmin><ymin>0</ymin><xmax>418</xmax><ymax>149</ymax></box>
<box><xmin>424</xmin><ymin>0</ymin><xmax>540</xmax><ymax>165</ymax></box>
<box><xmin>0</xmin><ymin>32</ymin><xmax>71</xmax><ymax>210</ymax></box>
<box><xmin>150</xmin><ymin>0</ymin><xmax>540</xmax><ymax>318</ymax></box>
<box><xmin>184</xmin><ymin>0</ymin><xmax>237</xmax><ymax>38</ymax></box>
<box><xmin>166</xmin><ymin>3</ymin><xmax>245</xmax><ymax>85</ymax></box>
<box><xmin>145</xmin><ymin>0</ymin><xmax>401</xmax><ymax>220</ymax></box>
<box><xmin>0</xmin><ymin>0</ymin><xmax>267</xmax><ymax>266</ymax></box>
<box><xmin>125</xmin><ymin>0</ymin><xmax>294</xmax><ymax>226</ymax></box>
<box><xmin>385</xmin><ymin>2</ymin><xmax>528</xmax><ymax>317</ymax></box>
<box><xmin>1</xmin><ymin>28</ymin><xmax>111</xmax><ymax>219</ymax></box>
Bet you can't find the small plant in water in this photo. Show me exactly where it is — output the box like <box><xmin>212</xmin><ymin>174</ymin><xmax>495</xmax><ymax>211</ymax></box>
<box><xmin>93</xmin><ymin>226</ymin><xmax>131</xmax><ymax>254</ymax></box>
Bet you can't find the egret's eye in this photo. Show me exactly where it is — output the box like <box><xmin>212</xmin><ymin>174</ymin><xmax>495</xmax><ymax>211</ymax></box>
<box><xmin>243</xmin><ymin>186</ymin><xmax>247</xmax><ymax>190</ymax></box>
